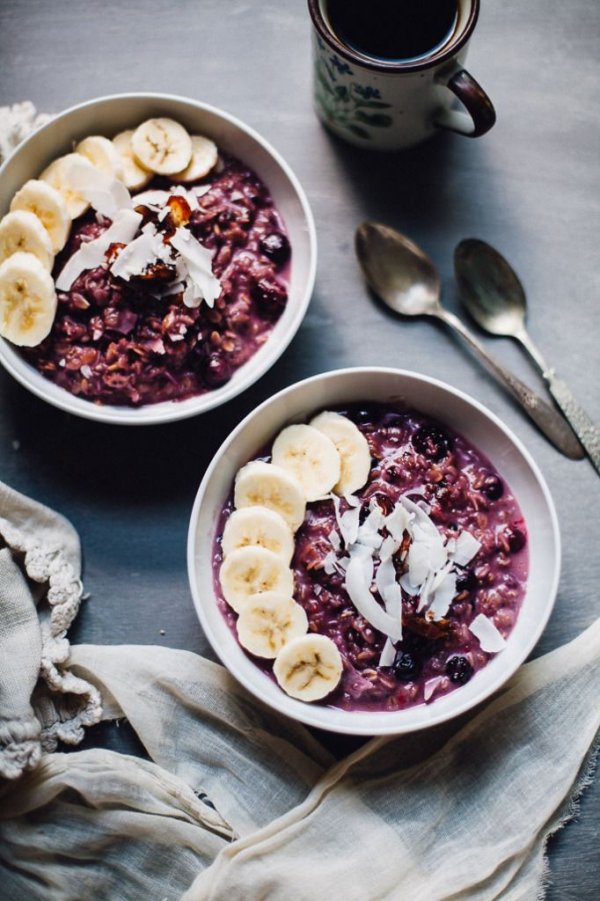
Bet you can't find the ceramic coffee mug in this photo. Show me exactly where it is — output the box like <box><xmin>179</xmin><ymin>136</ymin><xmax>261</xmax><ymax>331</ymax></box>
<box><xmin>308</xmin><ymin>0</ymin><xmax>495</xmax><ymax>150</ymax></box>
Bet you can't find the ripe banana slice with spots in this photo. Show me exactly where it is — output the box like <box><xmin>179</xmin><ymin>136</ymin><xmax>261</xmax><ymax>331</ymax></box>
<box><xmin>9</xmin><ymin>179</ymin><xmax>71</xmax><ymax>253</ymax></box>
<box><xmin>40</xmin><ymin>153</ymin><xmax>99</xmax><ymax>219</ymax></box>
<box><xmin>236</xmin><ymin>592</ymin><xmax>308</xmax><ymax>659</ymax></box>
<box><xmin>131</xmin><ymin>118</ymin><xmax>192</xmax><ymax>176</ymax></box>
<box><xmin>273</xmin><ymin>634</ymin><xmax>343</xmax><ymax>702</ymax></box>
<box><xmin>112</xmin><ymin>130</ymin><xmax>153</xmax><ymax>191</ymax></box>
<box><xmin>75</xmin><ymin>135</ymin><xmax>125</xmax><ymax>180</ymax></box>
<box><xmin>271</xmin><ymin>423</ymin><xmax>341</xmax><ymax>502</ymax></box>
<box><xmin>0</xmin><ymin>252</ymin><xmax>57</xmax><ymax>346</ymax></box>
<box><xmin>172</xmin><ymin>135</ymin><xmax>218</xmax><ymax>182</ymax></box>
<box><xmin>310</xmin><ymin>411</ymin><xmax>372</xmax><ymax>496</ymax></box>
<box><xmin>222</xmin><ymin>506</ymin><xmax>295</xmax><ymax>564</ymax></box>
<box><xmin>234</xmin><ymin>460</ymin><xmax>306</xmax><ymax>532</ymax></box>
<box><xmin>219</xmin><ymin>545</ymin><xmax>294</xmax><ymax>614</ymax></box>
<box><xmin>0</xmin><ymin>210</ymin><xmax>54</xmax><ymax>271</ymax></box>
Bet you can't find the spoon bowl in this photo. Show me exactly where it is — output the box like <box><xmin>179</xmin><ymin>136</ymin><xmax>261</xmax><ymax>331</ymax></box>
<box><xmin>355</xmin><ymin>222</ymin><xmax>440</xmax><ymax>317</ymax></box>
<box><xmin>454</xmin><ymin>238</ymin><xmax>528</xmax><ymax>337</ymax></box>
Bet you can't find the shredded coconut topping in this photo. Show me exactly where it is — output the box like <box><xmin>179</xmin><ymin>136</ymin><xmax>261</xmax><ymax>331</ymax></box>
<box><xmin>323</xmin><ymin>488</ymin><xmax>486</xmax><ymax>665</ymax></box>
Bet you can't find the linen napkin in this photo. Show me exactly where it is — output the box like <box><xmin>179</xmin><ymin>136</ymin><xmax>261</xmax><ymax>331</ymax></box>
<box><xmin>0</xmin><ymin>628</ymin><xmax>598</xmax><ymax>900</ymax></box>
<box><xmin>0</xmin><ymin>101</ymin><xmax>51</xmax><ymax>166</ymax></box>
<box><xmin>0</xmin><ymin>480</ymin><xmax>101</xmax><ymax>779</ymax></box>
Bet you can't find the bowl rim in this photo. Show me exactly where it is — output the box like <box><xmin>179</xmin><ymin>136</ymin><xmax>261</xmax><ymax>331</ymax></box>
<box><xmin>187</xmin><ymin>366</ymin><xmax>561</xmax><ymax>735</ymax></box>
<box><xmin>0</xmin><ymin>92</ymin><xmax>317</xmax><ymax>425</ymax></box>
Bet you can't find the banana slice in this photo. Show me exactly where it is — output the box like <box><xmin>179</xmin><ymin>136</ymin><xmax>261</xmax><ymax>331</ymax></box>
<box><xmin>222</xmin><ymin>506</ymin><xmax>295</xmax><ymax>564</ymax></box>
<box><xmin>40</xmin><ymin>153</ymin><xmax>99</xmax><ymax>219</ymax></box>
<box><xmin>236</xmin><ymin>592</ymin><xmax>308</xmax><ymax>659</ymax></box>
<box><xmin>75</xmin><ymin>135</ymin><xmax>125</xmax><ymax>180</ymax></box>
<box><xmin>112</xmin><ymin>130</ymin><xmax>153</xmax><ymax>191</ymax></box>
<box><xmin>310</xmin><ymin>411</ymin><xmax>372</xmax><ymax>496</ymax></box>
<box><xmin>9</xmin><ymin>179</ymin><xmax>71</xmax><ymax>253</ymax></box>
<box><xmin>271</xmin><ymin>424</ymin><xmax>341</xmax><ymax>503</ymax></box>
<box><xmin>234</xmin><ymin>460</ymin><xmax>306</xmax><ymax>532</ymax></box>
<box><xmin>0</xmin><ymin>252</ymin><xmax>57</xmax><ymax>346</ymax></box>
<box><xmin>219</xmin><ymin>546</ymin><xmax>294</xmax><ymax>614</ymax></box>
<box><xmin>171</xmin><ymin>135</ymin><xmax>218</xmax><ymax>182</ymax></box>
<box><xmin>0</xmin><ymin>210</ymin><xmax>54</xmax><ymax>271</ymax></box>
<box><xmin>273</xmin><ymin>634</ymin><xmax>343</xmax><ymax>702</ymax></box>
<box><xmin>131</xmin><ymin>118</ymin><xmax>192</xmax><ymax>176</ymax></box>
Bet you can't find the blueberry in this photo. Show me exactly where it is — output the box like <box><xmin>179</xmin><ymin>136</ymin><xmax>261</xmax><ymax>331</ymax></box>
<box><xmin>392</xmin><ymin>650</ymin><xmax>421</xmax><ymax>681</ymax></box>
<box><xmin>412</xmin><ymin>424</ymin><xmax>452</xmax><ymax>461</ymax></box>
<box><xmin>446</xmin><ymin>656</ymin><xmax>474</xmax><ymax>685</ymax></box>
<box><xmin>350</xmin><ymin>408</ymin><xmax>373</xmax><ymax>425</ymax></box>
<box><xmin>483</xmin><ymin>474</ymin><xmax>504</xmax><ymax>501</ymax></box>
<box><xmin>259</xmin><ymin>232</ymin><xmax>291</xmax><ymax>266</ymax></box>
<box><xmin>203</xmin><ymin>353</ymin><xmax>231</xmax><ymax>388</ymax></box>
<box><xmin>456</xmin><ymin>569</ymin><xmax>478</xmax><ymax>592</ymax></box>
<box><xmin>253</xmin><ymin>277</ymin><xmax>287</xmax><ymax>320</ymax></box>
<box><xmin>506</xmin><ymin>527</ymin><xmax>527</xmax><ymax>554</ymax></box>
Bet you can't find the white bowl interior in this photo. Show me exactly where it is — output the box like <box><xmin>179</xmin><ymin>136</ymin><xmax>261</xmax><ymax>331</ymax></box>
<box><xmin>188</xmin><ymin>367</ymin><xmax>560</xmax><ymax>735</ymax></box>
<box><xmin>0</xmin><ymin>93</ymin><xmax>316</xmax><ymax>424</ymax></box>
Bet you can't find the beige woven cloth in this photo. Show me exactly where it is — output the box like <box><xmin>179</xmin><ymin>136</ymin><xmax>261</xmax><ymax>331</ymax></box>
<box><xmin>0</xmin><ymin>481</ymin><xmax>101</xmax><ymax>779</ymax></box>
<box><xmin>0</xmin><ymin>618</ymin><xmax>598</xmax><ymax>899</ymax></box>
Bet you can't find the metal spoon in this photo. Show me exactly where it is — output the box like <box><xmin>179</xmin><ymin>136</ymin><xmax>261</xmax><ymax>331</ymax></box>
<box><xmin>355</xmin><ymin>222</ymin><xmax>584</xmax><ymax>459</ymax></box>
<box><xmin>455</xmin><ymin>238</ymin><xmax>599</xmax><ymax>474</ymax></box>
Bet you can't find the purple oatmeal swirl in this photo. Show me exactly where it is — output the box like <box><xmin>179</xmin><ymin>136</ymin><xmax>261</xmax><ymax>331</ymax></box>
<box><xmin>214</xmin><ymin>405</ymin><xmax>529</xmax><ymax>713</ymax></box>
<box><xmin>24</xmin><ymin>154</ymin><xmax>291</xmax><ymax>406</ymax></box>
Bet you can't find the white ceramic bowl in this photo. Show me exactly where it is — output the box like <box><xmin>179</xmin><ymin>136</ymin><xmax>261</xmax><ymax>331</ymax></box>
<box><xmin>188</xmin><ymin>367</ymin><xmax>560</xmax><ymax>735</ymax></box>
<box><xmin>0</xmin><ymin>93</ymin><xmax>317</xmax><ymax>424</ymax></box>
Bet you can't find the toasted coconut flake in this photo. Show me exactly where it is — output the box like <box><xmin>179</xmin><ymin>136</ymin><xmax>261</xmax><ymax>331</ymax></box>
<box><xmin>469</xmin><ymin>613</ymin><xmax>507</xmax><ymax>652</ymax></box>
<box><xmin>379</xmin><ymin>637</ymin><xmax>396</xmax><ymax>668</ymax></box>
<box><xmin>56</xmin><ymin>209</ymin><xmax>143</xmax><ymax>290</ymax></box>
<box><xmin>69</xmin><ymin>158</ymin><xmax>132</xmax><ymax>218</ymax></box>
<box><xmin>424</xmin><ymin>676</ymin><xmax>446</xmax><ymax>702</ymax></box>
<box><xmin>428</xmin><ymin>570</ymin><xmax>457</xmax><ymax>621</ymax></box>
<box><xmin>345</xmin><ymin>545</ymin><xmax>403</xmax><ymax>641</ymax></box>
<box><xmin>170</xmin><ymin>227</ymin><xmax>221</xmax><ymax>309</ymax></box>
<box><xmin>452</xmin><ymin>531</ymin><xmax>482</xmax><ymax>567</ymax></box>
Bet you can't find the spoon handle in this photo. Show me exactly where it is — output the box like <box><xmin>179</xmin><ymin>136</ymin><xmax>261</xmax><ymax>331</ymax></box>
<box><xmin>545</xmin><ymin>374</ymin><xmax>600</xmax><ymax>475</ymax></box>
<box><xmin>439</xmin><ymin>310</ymin><xmax>585</xmax><ymax>459</ymax></box>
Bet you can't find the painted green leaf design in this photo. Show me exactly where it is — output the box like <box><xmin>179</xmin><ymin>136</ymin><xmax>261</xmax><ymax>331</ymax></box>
<box><xmin>316</xmin><ymin>69</ymin><xmax>335</xmax><ymax>95</ymax></box>
<box><xmin>347</xmin><ymin>124</ymin><xmax>371</xmax><ymax>139</ymax></box>
<box><xmin>355</xmin><ymin>111</ymin><xmax>393</xmax><ymax>127</ymax></box>
<box><xmin>335</xmin><ymin>85</ymin><xmax>350</xmax><ymax>100</ymax></box>
<box><xmin>355</xmin><ymin>100</ymin><xmax>393</xmax><ymax>109</ymax></box>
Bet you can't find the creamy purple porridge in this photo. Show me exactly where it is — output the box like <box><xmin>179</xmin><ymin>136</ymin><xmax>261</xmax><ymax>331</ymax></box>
<box><xmin>0</xmin><ymin>118</ymin><xmax>290</xmax><ymax>406</ymax></box>
<box><xmin>25</xmin><ymin>157</ymin><xmax>290</xmax><ymax>405</ymax></box>
<box><xmin>214</xmin><ymin>405</ymin><xmax>528</xmax><ymax>712</ymax></box>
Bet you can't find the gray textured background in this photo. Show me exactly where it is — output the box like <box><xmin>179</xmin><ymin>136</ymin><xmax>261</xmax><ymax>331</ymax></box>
<box><xmin>1</xmin><ymin>1</ymin><xmax>599</xmax><ymax>897</ymax></box>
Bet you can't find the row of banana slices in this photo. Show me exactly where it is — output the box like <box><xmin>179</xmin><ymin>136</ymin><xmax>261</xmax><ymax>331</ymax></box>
<box><xmin>0</xmin><ymin>117</ymin><xmax>217</xmax><ymax>347</ymax></box>
<box><xmin>218</xmin><ymin>411</ymin><xmax>372</xmax><ymax>702</ymax></box>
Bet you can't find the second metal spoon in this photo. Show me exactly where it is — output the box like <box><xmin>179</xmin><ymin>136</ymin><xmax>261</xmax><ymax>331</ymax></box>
<box><xmin>455</xmin><ymin>238</ymin><xmax>599</xmax><ymax>474</ymax></box>
<box><xmin>355</xmin><ymin>222</ymin><xmax>584</xmax><ymax>459</ymax></box>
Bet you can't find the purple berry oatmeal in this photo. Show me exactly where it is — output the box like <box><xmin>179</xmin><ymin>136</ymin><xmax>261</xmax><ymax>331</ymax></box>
<box><xmin>214</xmin><ymin>405</ymin><xmax>528</xmax><ymax>713</ymax></box>
<box><xmin>24</xmin><ymin>155</ymin><xmax>290</xmax><ymax>406</ymax></box>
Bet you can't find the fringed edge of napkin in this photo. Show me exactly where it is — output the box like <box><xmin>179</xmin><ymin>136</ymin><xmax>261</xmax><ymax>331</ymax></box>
<box><xmin>0</xmin><ymin>101</ymin><xmax>52</xmax><ymax>166</ymax></box>
<box><xmin>0</xmin><ymin>516</ymin><xmax>102</xmax><ymax>755</ymax></box>
<box><xmin>536</xmin><ymin>736</ymin><xmax>599</xmax><ymax>900</ymax></box>
<box><xmin>0</xmin><ymin>716</ymin><xmax>41</xmax><ymax>781</ymax></box>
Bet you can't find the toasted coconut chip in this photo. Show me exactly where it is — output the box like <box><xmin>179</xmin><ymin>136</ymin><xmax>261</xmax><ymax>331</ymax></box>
<box><xmin>469</xmin><ymin>613</ymin><xmax>507</xmax><ymax>652</ymax></box>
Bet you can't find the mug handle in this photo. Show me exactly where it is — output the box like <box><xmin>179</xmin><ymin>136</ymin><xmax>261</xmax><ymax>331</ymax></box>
<box><xmin>435</xmin><ymin>67</ymin><xmax>496</xmax><ymax>137</ymax></box>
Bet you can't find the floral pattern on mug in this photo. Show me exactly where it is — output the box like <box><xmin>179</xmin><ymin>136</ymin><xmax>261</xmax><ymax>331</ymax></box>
<box><xmin>313</xmin><ymin>44</ymin><xmax>393</xmax><ymax>141</ymax></box>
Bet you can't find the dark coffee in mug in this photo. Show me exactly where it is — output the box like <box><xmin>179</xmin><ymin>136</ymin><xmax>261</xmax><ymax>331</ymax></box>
<box><xmin>324</xmin><ymin>0</ymin><xmax>459</xmax><ymax>64</ymax></box>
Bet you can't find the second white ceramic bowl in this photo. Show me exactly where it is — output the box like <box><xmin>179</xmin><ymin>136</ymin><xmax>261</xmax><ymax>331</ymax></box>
<box><xmin>0</xmin><ymin>93</ymin><xmax>317</xmax><ymax>424</ymax></box>
<box><xmin>188</xmin><ymin>367</ymin><xmax>560</xmax><ymax>735</ymax></box>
